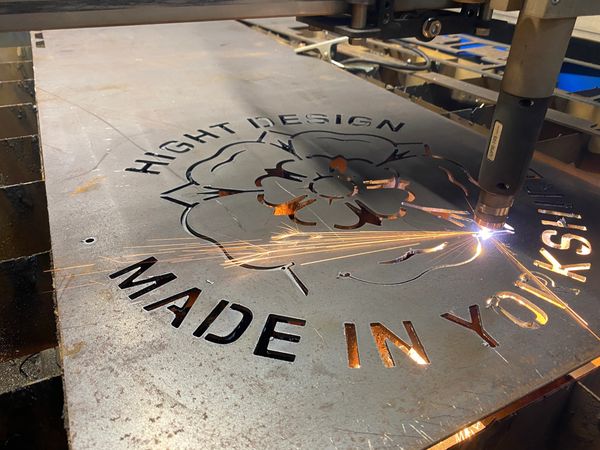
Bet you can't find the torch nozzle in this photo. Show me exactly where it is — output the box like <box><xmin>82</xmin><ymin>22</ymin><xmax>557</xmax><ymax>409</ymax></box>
<box><xmin>474</xmin><ymin>190</ymin><xmax>514</xmax><ymax>230</ymax></box>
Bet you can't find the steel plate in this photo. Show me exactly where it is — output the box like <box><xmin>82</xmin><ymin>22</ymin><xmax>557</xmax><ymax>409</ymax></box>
<box><xmin>34</xmin><ymin>22</ymin><xmax>600</xmax><ymax>449</ymax></box>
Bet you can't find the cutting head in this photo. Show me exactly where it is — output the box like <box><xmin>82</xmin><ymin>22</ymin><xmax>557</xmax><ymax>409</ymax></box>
<box><xmin>474</xmin><ymin>190</ymin><xmax>514</xmax><ymax>230</ymax></box>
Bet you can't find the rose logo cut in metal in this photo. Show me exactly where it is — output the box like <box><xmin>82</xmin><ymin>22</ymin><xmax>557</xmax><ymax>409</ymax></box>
<box><xmin>57</xmin><ymin>113</ymin><xmax>600</xmax><ymax>448</ymax></box>
<box><xmin>159</xmin><ymin>129</ymin><xmax>485</xmax><ymax>295</ymax></box>
<box><xmin>111</xmin><ymin>117</ymin><xmax>600</xmax><ymax>347</ymax></box>
<box><xmin>110</xmin><ymin>116</ymin><xmax>598</xmax><ymax>369</ymax></box>
<box><xmin>38</xmin><ymin>24</ymin><xmax>600</xmax><ymax>450</ymax></box>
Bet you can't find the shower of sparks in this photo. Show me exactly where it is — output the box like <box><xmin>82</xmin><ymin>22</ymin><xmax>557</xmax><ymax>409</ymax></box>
<box><xmin>477</xmin><ymin>226</ymin><xmax>514</xmax><ymax>241</ymax></box>
<box><xmin>48</xmin><ymin>228</ymin><xmax>484</xmax><ymax>285</ymax></box>
<box><xmin>220</xmin><ymin>226</ymin><xmax>477</xmax><ymax>268</ymax></box>
<box><xmin>491</xmin><ymin>238</ymin><xmax>600</xmax><ymax>342</ymax></box>
<box><xmin>47</xmin><ymin>228</ymin><xmax>598</xmax><ymax>345</ymax></box>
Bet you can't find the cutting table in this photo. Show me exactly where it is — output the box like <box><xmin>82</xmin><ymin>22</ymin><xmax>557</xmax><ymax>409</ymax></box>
<box><xmin>33</xmin><ymin>21</ymin><xmax>600</xmax><ymax>449</ymax></box>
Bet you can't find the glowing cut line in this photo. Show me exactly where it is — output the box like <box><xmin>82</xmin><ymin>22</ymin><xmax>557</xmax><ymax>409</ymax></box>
<box><xmin>339</xmin><ymin>236</ymin><xmax>483</xmax><ymax>286</ymax></box>
<box><xmin>492</xmin><ymin>238</ymin><xmax>599</xmax><ymax>341</ymax></box>
<box><xmin>487</xmin><ymin>291</ymin><xmax>549</xmax><ymax>328</ymax></box>
<box><xmin>534</xmin><ymin>248</ymin><xmax>591</xmax><ymax>283</ymax></box>
<box><xmin>407</xmin><ymin>348</ymin><xmax>429</xmax><ymax>365</ymax></box>
<box><xmin>379</xmin><ymin>242</ymin><xmax>448</xmax><ymax>265</ymax></box>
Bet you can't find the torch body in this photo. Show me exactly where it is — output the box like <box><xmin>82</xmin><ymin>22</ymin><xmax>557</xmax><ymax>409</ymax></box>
<box><xmin>474</xmin><ymin>13</ymin><xmax>576</xmax><ymax>229</ymax></box>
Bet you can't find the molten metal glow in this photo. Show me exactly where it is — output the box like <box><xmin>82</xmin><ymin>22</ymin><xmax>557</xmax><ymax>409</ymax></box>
<box><xmin>427</xmin><ymin>242</ymin><xmax>448</xmax><ymax>253</ymax></box>
<box><xmin>408</xmin><ymin>348</ymin><xmax>429</xmax><ymax>365</ymax></box>
<box><xmin>477</xmin><ymin>227</ymin><xmax>494</xmax><ymax>241</ymax></box>
<box><xmin>455</xmin><ymin>422</ymin><xmax>486</xmax><ymax>443</ymax></box>
<box><xmin>476</xmin><ymin>224</ymin><xmax>514</xmax><ymax>242</ymax></box>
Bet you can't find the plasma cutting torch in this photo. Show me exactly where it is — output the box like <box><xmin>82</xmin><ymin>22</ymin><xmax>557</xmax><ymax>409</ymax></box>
<box><xmin>473</xmin><ymin>11</ymin><xmax>577</xmax><ymax>230</ymax></box>
<box><xmin>299</xmin><ymin>0</ymin><xmax>598</xmax><ymax>231</ymax></box>
<box><xmin>0</xmin><ymin>0</ymin><xmax>598</xmax><ymax>230</ymax></box>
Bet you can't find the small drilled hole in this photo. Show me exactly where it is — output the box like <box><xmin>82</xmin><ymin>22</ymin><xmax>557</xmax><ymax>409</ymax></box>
<box><xmin>82</xmin><ymin>237</ymin><xmax>96</xmax><ymax>245</ymax></box>
<box><xmin>497</xmin><ymin>182</ymin><xmax>510</xmax><ymax>190</ymax></box>
<box><xmin>519</xmin><ymin>99</ymin><xmax>534</xmax><ymax>107</ymax></box>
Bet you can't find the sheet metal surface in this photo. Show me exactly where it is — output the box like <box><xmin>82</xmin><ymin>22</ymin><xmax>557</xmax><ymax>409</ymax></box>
<box><xmin>35</xmin><ymin>22</ymin><xmax>600</xmax><ymax>449</ymax></box>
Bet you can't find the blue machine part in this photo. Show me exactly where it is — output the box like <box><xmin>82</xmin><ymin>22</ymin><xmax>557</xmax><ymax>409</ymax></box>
<box><xmin>557</xmin><ymin>63</ymin><xmax>600</xmax><ymax>93</ymax></box>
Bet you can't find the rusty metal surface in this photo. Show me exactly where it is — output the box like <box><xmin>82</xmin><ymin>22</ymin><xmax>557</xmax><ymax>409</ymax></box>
<box><xmin>35</xmin><ymin>22</ymin><xmax>600</xmax><ymax>449</ymax></box>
